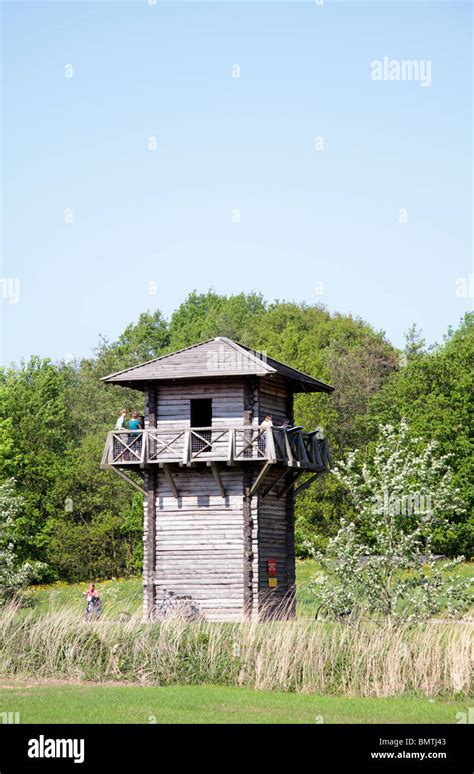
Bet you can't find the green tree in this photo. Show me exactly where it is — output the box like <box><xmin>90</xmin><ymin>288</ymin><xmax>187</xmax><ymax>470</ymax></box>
<box><xmin>168</xmin><ymin>290</ymin><xmax>267</xmax><ymax>349</ymax></box>
<box><xmin>6</xmin><ymin>291</ymin><xmax>466</xmax><ymax>581</ymax></box>
<box><xmin>97</xmin><ymin>309</ymin><xmax>170</xmax><ymax>371</ymax></box>
<box><xmin>45</xmin><ymin>434</ymin><xmax>142</xmax><ymax>581</ymax></box>
<box><xmin>366</xmin><ymin>313</ymin><xmax>474</xmax><ymax>555</ymax></box>
<box><xmin>313</xmin><ymin>422</ymin><xmax>472</xmax><ymax>624</ymax></box>
<box><xmin>0</xmin><ymin>480</ymin><xmax>46</xmax><ymax>601</ymax></box>
<box><xmin>0</xmin><ymin>358</ymin><xmax>74</xmax><ymax>563</ymax></box>
<box><xmin>403</xmin><ymin>323</ymin><xmax>426</xmax><ymax>360</ymax></box>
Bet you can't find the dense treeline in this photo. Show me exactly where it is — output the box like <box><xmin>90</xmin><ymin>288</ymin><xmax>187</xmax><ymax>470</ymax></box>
<box><xmin>0</xmin><ymin>292</ymin><xmax>472</xmax><ymax>581</ymax></box>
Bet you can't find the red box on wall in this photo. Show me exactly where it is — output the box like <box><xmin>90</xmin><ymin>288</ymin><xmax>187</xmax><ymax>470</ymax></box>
<box><xmin>267</xmin><ymin>559</ymin><xmax>277</xmax><ymax>576</ymax></box>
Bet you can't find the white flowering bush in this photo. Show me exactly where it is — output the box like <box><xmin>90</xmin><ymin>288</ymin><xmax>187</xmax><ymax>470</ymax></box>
<box><xmin>0</xmin><ymin>479</ymin><xmax>46</xmax><ymax>603</ymax></box>
<box><xmin>312</xmin><ymin>421</ymin><xmax>473</xmax><ymax>624</ymax></box>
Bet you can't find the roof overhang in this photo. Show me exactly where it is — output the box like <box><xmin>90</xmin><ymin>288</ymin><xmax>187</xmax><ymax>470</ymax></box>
<box><xmin>101</xmin><ymin>337</ymin><xmax>334</xmax><ymax>394</ymax></box>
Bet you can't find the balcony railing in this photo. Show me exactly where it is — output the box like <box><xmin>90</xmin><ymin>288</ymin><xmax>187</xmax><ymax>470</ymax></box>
<box><xmin>101</xmin><ymin>426</ymin><xmax>331</xmax><ymax>472</ymax></box>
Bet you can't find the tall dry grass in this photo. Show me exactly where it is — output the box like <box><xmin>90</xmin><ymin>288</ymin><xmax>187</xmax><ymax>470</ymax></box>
<box><xmin>0</xmin><ymin>603</ymin><xmax>471</xmax><ymax>698</ymax></box>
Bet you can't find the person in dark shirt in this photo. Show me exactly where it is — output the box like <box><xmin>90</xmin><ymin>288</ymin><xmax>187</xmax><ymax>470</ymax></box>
<box><xmin>128</xmin><ymin>410</ymin><xmax>142</xmax><ymax>460</ymax></box>
<box><xmin>129</xmin><ymin>411</ymin><xmax>141</xmax><ymax>431</ymax></box>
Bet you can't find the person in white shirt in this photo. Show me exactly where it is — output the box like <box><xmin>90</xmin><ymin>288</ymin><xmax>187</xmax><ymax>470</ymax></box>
<box><xmin>114</xmin><ymin>408</ymin><xmax>129</xmax><ymax>460</ymax></box>
<box><xmin>115</xmin><ymin>408</ymin><xmax>128</xmax><ymax>430</ymax></box>
<box><xmin>259</xmin><ymin>415</ymin><xmax>273</xmax><ymax>456</ymax></box>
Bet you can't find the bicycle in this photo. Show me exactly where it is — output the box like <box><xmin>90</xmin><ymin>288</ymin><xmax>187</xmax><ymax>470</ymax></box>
<box><xmin>152</xmin><ymin>589</ymin><xmax>202</xmax><ymax>622</ymax></box>
<box><xmin>84</xmin><ymin>596</ymin><xmax>102</xmax><ymax>622</ymax></box>
<box><xmin>314</xmin><ymin>603</ymin><xmax>352</xmax><ymax>623</ymax></box>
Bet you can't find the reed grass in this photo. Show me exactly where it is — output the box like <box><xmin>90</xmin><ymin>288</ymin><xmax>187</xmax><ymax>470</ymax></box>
<box><xmin>0</xmin><ymin>602</ymin><xmax>471</xmax><ymax>698</ymax></box>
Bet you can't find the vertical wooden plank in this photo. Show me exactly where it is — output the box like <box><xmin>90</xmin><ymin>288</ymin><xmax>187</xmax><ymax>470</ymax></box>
<box><xmin>143</xmin><ymin>469</ymin><xmax>157</xmax><ymax>619</ymax></box>
<box><xmin>243</xmin><ymin>467</ymin><xmax>253</xmax><ymax>619</ymax></box>
<box><xmin>242</xmin><ymin>375</ymin><xmax>256</xmax><ymax>462</ymax></box>
<box><xmin>285</xmin><ymin>481</ymin><xmax>296</xmax><ymax>618</ymax></box>
<box><xmin>246</xmin><ymin>376</ymin><xmax>260</xmax><ymax>620</ymax></box>
<box><xmin>144</xmin><ymin>384</ymin><xmax>157</xmax><ymax>619</ymax></box>
<box><xmin>227</xmin><ymin>429</ymin><xmax>234</xmax><ymax>463</ymax></box>
<box><xmin>182</xmin><ymin>430</ymin><xmax>190</xmax><ymax>464</ymax></box>
<box><xmin>147</xmin><ymin>384</ymin><xmax>157</xmax><ymax>428</ymax></box>
<box><xmin>243</xmin><ymin>378</ymin><xmax>255</xmax><ymax>426</ymax></box>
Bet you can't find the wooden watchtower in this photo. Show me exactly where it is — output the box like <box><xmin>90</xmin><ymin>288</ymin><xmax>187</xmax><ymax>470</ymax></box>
<box><xmin>101</xmin><ymin>337</ymin><xmax>333</xmax><ymax>621</ymax></box>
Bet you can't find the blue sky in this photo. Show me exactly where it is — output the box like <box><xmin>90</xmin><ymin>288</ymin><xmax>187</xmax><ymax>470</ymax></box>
<box><xmin>2</xmin><ymin>0</ymin><xmax>472</xmax><ymax>364</ymax></box>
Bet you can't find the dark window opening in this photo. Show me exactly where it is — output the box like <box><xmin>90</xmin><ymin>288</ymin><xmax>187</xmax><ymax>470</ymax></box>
<box><xmin>190</xmin><ymin>399</ymin><xmax>212</xmax><ymax>427</ymax></box>
<box><xmin>190</xmin><ymin>399</ymin><xmax>212</xmax><ymax>452</ymax></box>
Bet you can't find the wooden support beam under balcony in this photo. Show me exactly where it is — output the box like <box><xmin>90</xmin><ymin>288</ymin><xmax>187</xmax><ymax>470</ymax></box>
<box><xmin>108</xmin><ymin>466</ymin><xmax>147</xmax><ymax>496</ymax></box>
<box><xmin>278</xmin><ymin>470</ymin><xmax>305</xmax><ymax>498</ymax></box>
<box><xmin>293</xmin><ymin>471</ymin><xmax>325</xmax><ymax>497</ymax></box>
<box><xmin>261</xmin><ymin>467</ymin><xmax>290</xmax><ymax>498</ymax></box>
<box><xmin>161</xmin><ymin>463</ymin><xmax>179</xmax><ymax>498</ymax></box>
<box><xmin>250</xmin><ymin>461</ymin><xmax>273</xmax><ymax>495</ymax></box>
<box><xmin>209</xmin><ymin>462</ymin><xmax>226</xmax><ymax>496</ymax></box>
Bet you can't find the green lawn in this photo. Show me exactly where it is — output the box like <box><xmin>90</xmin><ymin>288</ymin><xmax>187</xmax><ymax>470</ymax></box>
<box><xmin>0</xmin><ymin>682</ymin><xmax>469</xmax><ymax>724</ymax></box>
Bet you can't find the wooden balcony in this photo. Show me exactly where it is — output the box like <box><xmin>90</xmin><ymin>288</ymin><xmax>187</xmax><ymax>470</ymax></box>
<box><xmin>100</xmin><ymin>426</ymin><xmax>331</xmax><ymax>473</ymax></box>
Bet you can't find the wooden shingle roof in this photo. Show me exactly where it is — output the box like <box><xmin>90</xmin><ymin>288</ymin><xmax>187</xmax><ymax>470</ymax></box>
<box><xmin>101</xmin><ymin>337</ymin><xmax>334</xmax><ymax>393</ymax></box>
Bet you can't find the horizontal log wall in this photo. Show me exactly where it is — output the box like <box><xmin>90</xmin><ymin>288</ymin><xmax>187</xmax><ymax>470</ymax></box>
<box><xmin>259</xmin><ymin>375</ymin><xmax>289</xmax><ymax>425</ymax></box>
<box><xmin>143</xmin><ymin>469</ymin><xmax>156</xmax><ymax>620</ymax></box>
<box><xmin>285</xmin><ymin>481</ymin><xmax>296</xmax><ymax>617</ymax></box>
<box><xmin>144</xmin><ymin>386</ymin><xmax>157</xmax><ymax>429</ymax></box>
<box><xmin>255</xmin><ymin>467</ymin><xmax>293</xmax><ymax>618</ymax></box>
<box><xmin>140</xmin><ymin>375</ymin><xmax>296</xmax><ymax>622</ymax></box>
<box><xmin>155</xmin><ymin>466</ymin><xmax>245</xmax><ymax>621</ymax></box>
<box><xmin>250</xmin><ymin>487</ymin><xmax>259</xmax><ymax>619</ymax></box>
<box><xmin>153</xmin><ymin>378</ymin><xmax>246</xmax><ymax>430</ymax></box>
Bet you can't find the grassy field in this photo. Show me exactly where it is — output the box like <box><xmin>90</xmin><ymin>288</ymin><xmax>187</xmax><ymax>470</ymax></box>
<box><xmin>0</xmin><ymin>681</ymin><xmax>469</xmax><ymax>724</ymax></box>
<box><xmin>1</xmin><ymin>599</ymin><xmax>471</xmax><ymax>698</ymax></box>
<box><xmin>23</xmin><ymin>559</ymin><xmax>473</xmax><ymax>620</ymax></box>
<box><xmin>2</xmin><ymin>559</ymin><xmax>469</xmax><ymax>725</ymax></box>
<box><xmin>21</xmin><ymin>559</ymin><xmax>323</xmax><ymax>618</ymax></box>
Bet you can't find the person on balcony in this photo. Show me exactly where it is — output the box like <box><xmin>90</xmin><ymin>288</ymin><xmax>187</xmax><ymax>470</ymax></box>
<box><xmin>114</xmin><ymin>409</ymin><xmax>129</xmax><ymax>460</ymax></box>
<box><xmin>115</xmin><ymin>408</ymin><xmax>128</xmax><ymax>430</ymax></box>
<box><xmin>259</xmin><ymin>415</ymin><xmax>273</xmax><ymax>455</ymax></box>
<box><xmin>127</xmin><ymin>410</ymin><xmax>142</xmax><ymax>460</ymax></box>
<box><xmin>128</xmin><ymin>411</ymin><xmax>141</xmax><ymax>432</ymax></box>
